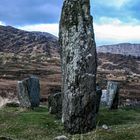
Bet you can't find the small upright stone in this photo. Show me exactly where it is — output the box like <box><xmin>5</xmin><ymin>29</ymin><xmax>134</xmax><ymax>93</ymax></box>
<box><xmin>17</xmin><ymin>80</ymin><xmax>31</xmax><ymax>108</ymax></box>
<box><xmin>101</xmin><ymin>90</ymin><xmax>108</xmax><ymax>105</ymax></box>
<box><xmin>107</xmin><ymin>81</ymin><xmax>119</xmax><ymax>109</ymax></box>
<box><xmin>27</xmin><ymin>76</ymin><xmax>40</xmax><ymax>107</ymax></box>
<box><xmin>17</xmin><ymin>76</ymin><xmax>40</xmax><ymax>108</ymax></box>
<box><xmin>59</xmin><ymin>0</ymin><xmax>97</xmax><ymax>134</ymax></box>
<box><xmin>96</xmin><ymin>84</ymin><xmax>102</xmax><ymax>113</ymax></box>
<box><xmin>48</xmin><ymin>92</ymin><xmax>62</xmax><ymax>118</ymax></box>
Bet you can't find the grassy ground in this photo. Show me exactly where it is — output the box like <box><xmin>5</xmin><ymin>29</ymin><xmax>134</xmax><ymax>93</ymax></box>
<box><xmin>0</xmin><ymin>106</ymin><xmax>140</xmax><ymax>140</ymax></box>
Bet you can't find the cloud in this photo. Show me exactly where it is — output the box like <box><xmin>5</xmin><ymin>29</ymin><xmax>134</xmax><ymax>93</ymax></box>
<box><xmin>91</xmin><ymin>0</ymin><xmax>140</xmax><ymax>24</ymax></box>
<box><xmin>0</xmin><ymin>21</ymin><xmax>5</xmax><ymax>25</ymax></box>
<box><xmin>94</xmin><ymin>22</ymin><xmax>140</xmax><ymax>45</ymax></box>
<box><xmin>18</xmin><ymin>23</ymin><xmax>59</xmax><ymax>36</ymax></box>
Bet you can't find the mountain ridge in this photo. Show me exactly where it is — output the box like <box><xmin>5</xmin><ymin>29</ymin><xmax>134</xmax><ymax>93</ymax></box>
<box><xmin>0</xmin><ymin>25</ymin><xmax>59</xmax><ymax>57</ymax></box>
<box><xmin>1</xmin><ymin>25</ymin><xmax>140</xmax><ymax>57</ymax></box>
<box><xmin>97</xmin><ymin>43</ymin><xmax>140</xmax><ymax>57</ymax></box>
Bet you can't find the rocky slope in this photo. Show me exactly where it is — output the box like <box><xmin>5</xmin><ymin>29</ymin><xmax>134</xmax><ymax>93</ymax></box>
<box><xmin>0</xmin><ymin>25</ymin><xmax>59</xmax><ymax>57</ymax></box>
<box><xmin>97</xmin><ymin>43</ymin><xmax>140</xmax><ymax>57</ymax></box>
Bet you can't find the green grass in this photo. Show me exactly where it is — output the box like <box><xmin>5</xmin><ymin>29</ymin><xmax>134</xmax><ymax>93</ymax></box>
<box><xmin>0</xmin><ymin>106</ymin><xmax>64</xmax><ymax>140</ymax></box>
<box><xmin>0</xmin><ymin>106</ymin><xmax>140</xmax><ymax>140</ymax></box>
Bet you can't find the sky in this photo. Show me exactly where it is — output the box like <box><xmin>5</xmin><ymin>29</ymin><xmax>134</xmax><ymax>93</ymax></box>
<box><xmin>0</xmin><ymin>0</ymin><xmax>140</xmax><ymax>46</ymax></box>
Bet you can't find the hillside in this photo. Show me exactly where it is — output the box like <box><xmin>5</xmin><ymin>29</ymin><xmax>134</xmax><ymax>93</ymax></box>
<box><xmin>98</xmin><ymin>53</ymin><xmax>140</xmax><ymax>74</ymax></box>
<box><xmin>0</xmin><ymin>25</ymin><xmax>59</xmax><ymax>57</ymax></box>
<box><xmin>0</xmin><ymin>25</ymin><xmax>139</xmax><ymax>105</ymax></box>
<box><xmin>97</xmin><ymin>43</ymin><xmax>140</xmax><ymax>57</ymax></box>
<box><xmin>0</xmin><ymin>25</ymin><xmax>61</xmax><ymax>103</ymax></box>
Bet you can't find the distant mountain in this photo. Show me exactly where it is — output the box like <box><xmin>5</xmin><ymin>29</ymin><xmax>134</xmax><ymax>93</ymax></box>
<box><xmin>0</xmin><ymin>25</ymin><xmax>59</xmax><ymax>57</ymax></box>
<box><xmin>97</xmin><ymin>43</ymin><xmax>140</xmax><ymax>57</ymax></box>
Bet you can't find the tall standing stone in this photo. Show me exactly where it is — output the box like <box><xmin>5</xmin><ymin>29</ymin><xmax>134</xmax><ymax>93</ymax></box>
<box><xmin>59</xmin><ymin>0</ymin><xmax>97</xmax><ymax>134</ymax></box>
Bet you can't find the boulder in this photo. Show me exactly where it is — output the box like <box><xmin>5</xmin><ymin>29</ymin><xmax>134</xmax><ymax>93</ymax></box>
<box><xmin>59</xmin><ymin>0</ymin><xmax>97</xmax><ymax>134</ymax></box>
<box><xmin>17</xmin><ymin>76</ymin><xmax>40</xmax><ymax>108</ymax></box>
<box><xmin>48</xmin><ymin>92</ymin><xmax>62</xmax><ymax>118</ymax></box>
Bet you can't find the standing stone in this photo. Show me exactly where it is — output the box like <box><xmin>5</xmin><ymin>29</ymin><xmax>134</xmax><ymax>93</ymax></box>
<box><xmin>107</xmin><ymin>81</ymin><xmax>119</xmax><ymax>109</ymax></box>
<box><xmin>101</xmin><ymin>90</ymin><xmax>108</xmax><ymax>105</ymax></box>
<box><xmin>27</xmin><ymin>76</ymin><xmax>40</xmax><ymax>107</ymax></box>
<box><xmin>17</xmin><ymin>76</ymin><xmax>40</xmax><ymax>108</ymax></box>
<box><xmin>96</xmin><ymin>84</ymin><xmax>102</xmax><ymax>114</ymax></box>
<box><xmin>48</xmin><ymin>92</ymin><xmax>62</xmax><ymax>118</ymax></box>
<box><xmin>17</xmin><ymin>80</ymin><xmax>31</xmax><ymax>108</ymax></box>
<box><xmin>59</xmin><ymin>0</ymin><xmax>97</xmax><ymax>134</ymax></box>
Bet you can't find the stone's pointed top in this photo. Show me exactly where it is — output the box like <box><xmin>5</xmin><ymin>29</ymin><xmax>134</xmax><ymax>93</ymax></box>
<box><xmin>59</xmin><ymin>0</ymin><xmax>93</xmax><ymax>38</ymax></box>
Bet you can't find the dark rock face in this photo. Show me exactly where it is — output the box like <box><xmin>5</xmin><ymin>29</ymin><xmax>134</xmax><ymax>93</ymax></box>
<box><xmin>59</xmin><ymin>0</ymin><xmax>97</xmax><ymax>134</ymax></box>
<box><xmin>96</xmin><ymin>85</ymin><xmax>102</xmax><ymax>113</ymax></box>
<box><xmin>17</xmin><ymin>76</ymin><xmax>40</xmax><ymax>108</ymax></box>
<box><xmin>107</xmin><ymin>81</ymin><xmax>119</xmax><ymax>109</ymax></box>
<box><xmin>48</xmin><ymin>92</ymin><xmax>62</xmax><ymax>118</ymax></box>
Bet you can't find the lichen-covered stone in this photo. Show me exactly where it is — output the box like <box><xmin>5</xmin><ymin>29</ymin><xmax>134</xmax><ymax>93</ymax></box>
<box><xmin>48</xmin><ymin>92</ymin><xmax>62</xmax><ymax>118</ymax></box>
<box><xmin>17</xmin><ymin>76</ymin><xmax>40</xmax><ymax>108</ymax></box>
<box><xmin>17</xmin><ymin>80</ymin><xmax>31</xmax><ymax>108</ymax></box>
<box><xmin>59</xmin><ymin>0</ymin><xmax>97</xmax><ymax>134</ymax></box>
<box><xmin>107</xmin><ymin>81</ymin><xmax>119</xmax><ymax>109</ymax></box>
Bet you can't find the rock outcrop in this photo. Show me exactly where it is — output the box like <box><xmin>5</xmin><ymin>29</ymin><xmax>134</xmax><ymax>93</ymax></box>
<box><xmin>59</xmin><ymin>0</ymin><xmax>97</xmax><ymax>134</ymax></box>
<box><xmin>17</xmin><ymin>76</ymin><xmax>40</xmax><ymax>108</ymax></box>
